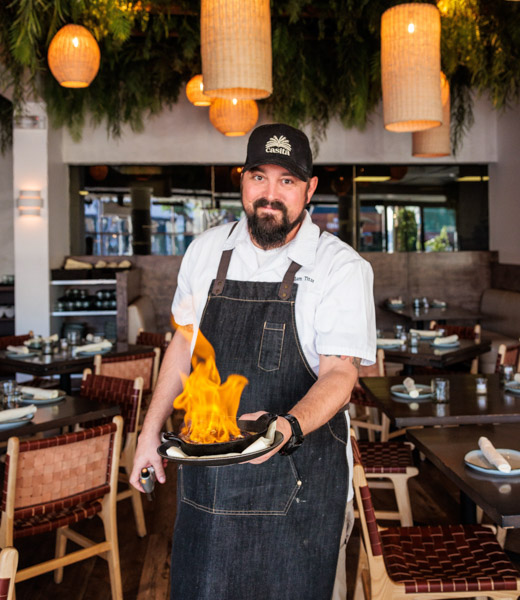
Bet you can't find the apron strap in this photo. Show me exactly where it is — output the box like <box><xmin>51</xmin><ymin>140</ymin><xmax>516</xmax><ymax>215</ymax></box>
<box><xmin>278</xmin><ymin>261</ymin><xmax>302</xmax><ymax>300</ymax></box>
<box><xmin>212</xmin><ymin>222</ymin><xmax>238</xmax><ymax>296</ymax></box>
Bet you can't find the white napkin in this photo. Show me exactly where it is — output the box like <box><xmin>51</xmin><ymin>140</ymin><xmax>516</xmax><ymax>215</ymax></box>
<box><xmin>433</xmin><ymin>334</ymin><xmax>459</xmax><ymax>346</ymax></box>
<box><xmin>166</xmin><ymin>420</ymin><xmax>277</xmax><ymax>460</ymax></box>
<box><xmin>0</xmin><ymin>404</ymin><xmax>37</xmax><ymax>423</ymax></box>
<box><xmin>6</xmin><ymin>345</ymin><xmax>30</xmax><ymax>354</ymax></box>
<box><xmin>24</xmin><ymin>336</ymin><xmax>41</xmax><ymax>346</ymax></box>
<box><xmin>478</xmin><ymin>437</ymin><xmax>511</xmax><ymax>473</ymax></box>
<box><xmin>403</xmin><ymin>377</ymin><xmax>419</xmax><ymax>398</ymax></box>
<box><xmin>410</xmin><ymin>328</ymin><xmax>438</xmax><ymax>339</ymax></box>
<box><xmin>377</xmin><ymin>338</ymin><xmax>402</xmax><ymax>346</ymax></box>
<box><xmin>387</xmin><ymin>296</ymin><xmax>403</xmax><ymax>305</ymax></box>
<box><xmin>19</xmin><ymin>386</ymin><xmax>59</xmax><ymax>399</ymax></box>
<box><xmin>432</xmin><ymin>299</ymin><xmax>447</xmax><ymax>307</ymax></box>
<box><xmin>74</xmin><ymin>340</ymin><xmax>113</xmax><ymax>354</ymax></box>
<box><xmin>43</xmin><ymin>334</ymin><xmax>58</xmax><ymax>343</ymax></box>
<box><xmin>514</xmin><ymin>373</ymin><xmax>520</xmax><ymax>384</ymax></box>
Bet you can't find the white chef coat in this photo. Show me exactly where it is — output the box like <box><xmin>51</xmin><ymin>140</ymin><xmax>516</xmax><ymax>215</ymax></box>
<box><xmin>171</xmin><ymin>211</ymin><xmax>377</xmax><ymax>501</ymax></box>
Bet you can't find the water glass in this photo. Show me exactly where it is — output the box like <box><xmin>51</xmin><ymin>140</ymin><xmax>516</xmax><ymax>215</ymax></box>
<box><xmin>408</xmin><ymin>331</ymin><xmax>419</xmax><ymax>347</ymax></box>
<box><xmin>432</xmin><ymin>377</ymin><xmax>450</xmax><ymax>403</ymax></box>
<box><xmin>393</xmin><ymin>324</ymin><xmax>404</xmax><ymax>339</ymax></box>
<box><xmin>66</xmin><ymin>330</ymin><xmax>81</xmax><ymax>346</ymax></box>
<box><xmin>499</xmin><ymin>364</ymin><xmax>514</xmax><ymax>385</ymax></box>
<box><xmin>475</xmin><ymin>376</ymin><xmax>488</xmax><ymax>394</ymax></box>
<box><xmin>3</xmin><ymin>391</ymin><xmax>22</xmax><ymax>409</ymax></box>
<box><xmin>1</xmin><ymin>380</ymin><xmax>18</xmax><ymax>395</ymax></box>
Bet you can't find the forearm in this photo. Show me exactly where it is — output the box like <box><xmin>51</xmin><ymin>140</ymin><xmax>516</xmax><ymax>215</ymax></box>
<box><xmin>289</xmin><ymin>357</ymin><xmax>358</xmax><ymax>436</ymax></box>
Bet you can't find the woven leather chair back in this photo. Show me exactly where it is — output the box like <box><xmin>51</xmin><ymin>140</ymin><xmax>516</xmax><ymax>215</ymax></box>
<box><xmin>0</xmin><ymin>547</ymin><xmax>17</xmax><ymax>600</ymax></box>
<box><xmin>96</xmin><ymin>352</ymin><xmax>155</xmax><ymax>393</ymax></box>
<box><xmin>351</xmin><ymin>435</ymin><xmax>384</xmax><ymax>557</ymax></box>
<box><xmin>80</xmin><ymin>373</ymin><xmax>141</xmax><ymax>435</ymax></box>
<box><xmin>0</xmin><ymin>334</ymin><xmax>31</xmax><ymax>351</ymax></box>
<box><xmin>496</xmin><ymin>343</ymin><xmax>520</xmax><ymax>373</ymax></box>
<box><xmin>136</xmin><ymin>330</ymin><xmax>171</xmax><ymax>359</ymax></box>
<box><xmin>1</xmin><ymin>423</ymin><xmax>117</xmax><ymax>520</ymax></box>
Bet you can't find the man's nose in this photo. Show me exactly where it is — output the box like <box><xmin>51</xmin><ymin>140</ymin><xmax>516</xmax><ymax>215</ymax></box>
<box><xmin>266</xmin><ymin>179</ymin><xmax>278</xmax><ymax>200</ymax></box>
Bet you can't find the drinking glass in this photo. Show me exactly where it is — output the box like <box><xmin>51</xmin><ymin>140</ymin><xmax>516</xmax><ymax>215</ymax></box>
<box><xmin>432</xmin><ymin>377</ymin><xmax>450</xmax><ymax>403</ymax></box>
<box><xmin>66</xmin><ymin>330</ymin><xmax>81</xmax><ymax>346</ymax></box>
<box><xmin>475</xmin><ymin>376</ymin><xmax>488</xmax><ymax>394</ymax></box>
<box><xmin>393</xmin><ymin>324</ymin><xmax>404</xmax><ymax>339</ymax></box>
<box><xmin>499</xmin><ymin>364</ymin><xmax>514</xmax><ymax>385</ymax></box>
<box><xmin>1</xmin><ymin>380</ymin><xmax>18</xmax><ymax>395</ymax></box>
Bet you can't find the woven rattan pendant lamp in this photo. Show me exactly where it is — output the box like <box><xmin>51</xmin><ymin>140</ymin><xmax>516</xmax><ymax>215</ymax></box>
<box><xmin>186</xmin><ymin>74</ymin><xmax>213</xmax><ymax>106</ymax></box>
<box><xmin>201</xmin><ymin>0</ymin><xmax>272</xmax><ymax>99</ymax></box>
<box><xmin>412</xmin><ymin>72</ymin><xmax>451</xmax><ymax>157</ymax></box>
<box><xmin>381</xmin><ymin>3</ymin><xmax>442</xmax><ymax>132</ymax></box>
<box><xmin>209</xmin><ymin>98</ymin><xmax>258</xmax><ymax>136</ymax></box>
<box><xmin>48</xmin><ymin>24</ymin><xmax>100</xmax><ymax>88</ymax></box>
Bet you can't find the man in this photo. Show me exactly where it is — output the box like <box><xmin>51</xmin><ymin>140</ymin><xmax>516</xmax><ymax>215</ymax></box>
<box><xmin>130</xmin><ymin>123</ymin><xmax>376</xmax><ymax>600</ymax></box>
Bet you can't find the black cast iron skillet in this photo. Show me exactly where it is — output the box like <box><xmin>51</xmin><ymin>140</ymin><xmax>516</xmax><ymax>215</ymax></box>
<box><xmin>162</xmin><ymin>412</ymin><xmax>278</xmax><ymax>457</ymax></box>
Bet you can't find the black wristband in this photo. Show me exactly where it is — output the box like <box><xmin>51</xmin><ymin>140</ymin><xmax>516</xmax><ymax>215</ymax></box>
<box><xmin>279</xmin><ymin>413</ymin><xmax>304</xmax><ymax>455</ymax></box>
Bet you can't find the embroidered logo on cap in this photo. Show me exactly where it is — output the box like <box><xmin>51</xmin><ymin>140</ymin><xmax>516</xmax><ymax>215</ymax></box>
<box><xmin>265</xmin><ymin>135</ymin><xmax>292</xmax><ymax>156</ymax></box>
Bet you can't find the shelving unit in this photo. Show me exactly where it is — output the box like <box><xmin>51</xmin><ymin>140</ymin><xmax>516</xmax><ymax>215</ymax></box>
<box><xmin>0</xmin><ymin>284</ymin><xmax>15</xmax><ymax>336</ymax></box>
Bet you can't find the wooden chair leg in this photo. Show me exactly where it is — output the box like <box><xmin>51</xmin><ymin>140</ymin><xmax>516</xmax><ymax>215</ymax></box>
<box><xmin>53</xmin><ymin>527</ymin><xmax>68</xmax><ymax>583</ymax></box>
<box><xmin>129</xmin><ymin>484</ymin><xmax>147</xmax><ymax>538</ymax></box>
<box><xmin>353</xmin><ymin>539</ymin><xmax>369</xmax><ymax>600</ymax></box>
<box><xmin>100</xmin><ymin>499</ymin><xmax>123</xmax><ymax>600</ymax></box>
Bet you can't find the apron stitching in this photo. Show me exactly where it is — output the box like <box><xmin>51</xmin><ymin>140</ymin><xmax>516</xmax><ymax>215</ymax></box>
<box><xmin>210</xmin><ymin>295</ymin><xmax>294</xmax><ymax>304</ymax></box>
<box><xmin>181</xmin><ymin>497</ymin><xmax>300</xmax><ymax>516</ymax></box>
<box><xmin>290</xmin><ymin>300</ymin><xmax>318</xmax><ymax>381</ymax></box>
<box><xmin>327</xmin><ymin>421</ymin><xmax>348</xmax><ymax>446</ymax></box>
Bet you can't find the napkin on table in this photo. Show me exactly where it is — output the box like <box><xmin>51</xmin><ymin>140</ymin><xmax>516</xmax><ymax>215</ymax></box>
<box><xmin>403</xmin><ymin>377</ymin><xmax>419</xmax><ymax>398</ymax></box>
<box><xmin>432</xmin><ymin>299</ymin><xmax>447</xmax><ymax>307</ymax></box>
<box><xmin>478</xmin><ymin>436</ymin><xmax>511</xmax><ymax>473</ymax></box>
<box><xmin>377</xmin><ymin>338</ymin><xmax>403</xmax><ymax>346</ymax></box>
<box><xmin>166</xmin><ymin>420</ymin><xmax>277</xmax><ymax>460</ymax></box>
<box><xmin>6</xmin><ymin>345</ymin><xmax>30</xmax><ymax>354</ymax></box>
<box><xmin>386</xmin><ymin>296</ymin><xmax>403</xmax><ymax>306</ymax></box>
<box><xmin>19</xmin><ymin>386</ymin><xmax>59</xmax><ymax>399</ymax></box>
<box><xmin>74</xmin><ymin>340</ymin><xmax>113</xmax><ymax>354</ymax></box>
<box><xmin>410</xmin><ymin>328</ymin><xmax>438</xmax><ymax>339</ymax></box>
<box><xmin>433</xmin><ymin>334</ymin><xmax>459</xmax><ymax>346</ymax></box>
<box><xmin>514</xmin><ymin>373</ymin><xmax>520</xmax><ymax>384</ymax></box>
<box><xmin>0</xmin><ymin>404</ymin><xmax>37</xmax><ymax>423</ymax></box>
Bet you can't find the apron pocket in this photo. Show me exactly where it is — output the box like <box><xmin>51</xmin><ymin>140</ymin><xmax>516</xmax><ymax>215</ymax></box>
<box><xmin>179</xmin><ymin>456</ymin><xmax>301</xmax><ymax>516</ymax></box>
<box><xmin>258</xmin><ymin>322</ymin><xmax>286</xmax><ymax>372</ymax></box>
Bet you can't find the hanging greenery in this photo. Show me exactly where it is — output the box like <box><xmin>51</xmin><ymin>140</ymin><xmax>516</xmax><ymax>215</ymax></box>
<box><xmin>1</xmin><ymin>0</ymin><xmax>520</xmax><ymax>153</ymax></box>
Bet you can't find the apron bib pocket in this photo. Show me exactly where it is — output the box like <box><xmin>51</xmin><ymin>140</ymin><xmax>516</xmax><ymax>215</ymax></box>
<box><xmin>258</xmin><ymin>321</ymin><xmax>286</xmax><ymax>372</ymax></box>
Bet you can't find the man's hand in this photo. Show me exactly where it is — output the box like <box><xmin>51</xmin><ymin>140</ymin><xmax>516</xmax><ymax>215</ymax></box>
<box><xmin>239</xmin><ymin>410</ymin><xmax>292</xmax><ymax>465</ymax></box>
<box><xmin>130</xmin><ymin>431</ymin><xmax>167</xmax><ymax>492</ymax></box>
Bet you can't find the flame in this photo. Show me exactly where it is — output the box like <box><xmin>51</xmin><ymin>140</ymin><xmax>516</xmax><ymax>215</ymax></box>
<box><xmin>173</xmin><ymin>326</ymin><xmax>248</xmax><ymax>444</ymax></box>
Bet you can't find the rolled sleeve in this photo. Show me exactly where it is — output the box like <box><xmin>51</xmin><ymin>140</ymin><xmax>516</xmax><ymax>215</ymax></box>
<box><xmin>315</xmin><ymin>257</ymin><xmax>376</xmax><ymax>366</ymax></box>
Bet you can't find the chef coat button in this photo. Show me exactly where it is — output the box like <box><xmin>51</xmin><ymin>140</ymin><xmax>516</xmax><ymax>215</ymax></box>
<box><xmin>297</xmin><ymin>480</ymin><xmax>302</xmax><ymax>486</ymax></box>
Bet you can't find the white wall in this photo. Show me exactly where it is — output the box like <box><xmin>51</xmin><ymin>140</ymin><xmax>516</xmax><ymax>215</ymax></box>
<box><xmin>62</xmin><ymin>92</ymin><xmax>497</xmax><ymax>165</ymax></box>
<box><xmin>489</xmin><ymin>104</ymin><xmax>520</xmax><ymax>265</ymax></box>
<box><xmin>0</xmin><ymin>146</ymin><xmax>14</xmax><ymax>276</ymax></box>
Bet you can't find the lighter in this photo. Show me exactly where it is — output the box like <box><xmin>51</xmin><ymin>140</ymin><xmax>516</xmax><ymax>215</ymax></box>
<box><xmin>140</xmin><ymin>466</ymin><xmax>156</xmax><ymax>501</ymax></box>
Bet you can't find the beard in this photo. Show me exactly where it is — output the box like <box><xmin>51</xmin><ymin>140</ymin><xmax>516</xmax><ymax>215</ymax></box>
<box><xmin>246</xmin><ymin>198</ymin><xmax>306</xmax><ymax>249</ymax></box>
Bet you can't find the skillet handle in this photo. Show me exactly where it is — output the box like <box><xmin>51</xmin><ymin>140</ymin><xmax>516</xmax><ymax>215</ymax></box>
<box><xmin>237</xmin><ymin>412</ymin><xmax>278</xmax><ymax>433</ymax></box>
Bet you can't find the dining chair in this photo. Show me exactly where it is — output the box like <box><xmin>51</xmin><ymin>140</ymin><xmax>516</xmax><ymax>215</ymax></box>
<box><xmin>0</xmin><ymin>332</ymin><xmax>33</xmax><ymax>350</ymax></box>
<box><xmin>94</xmin><ymin>348</ymin><xmax>160</xmax><ymax>396</ymax></box>
<box><xmin>80</xmin><ymin>370</ymin><xmax>147</xmax><ymax>537</ymax></box>
<box><xmin>0</xmin><ymin>417</ymin><xmax>123</xmax><ymax>599</ymax></box>
<box><xmin>351</xmin><ymin>432</ymin><xmax>520</xmax><ymax>600</ymax></box>
<box><xmin>496</xmin><ymin>342</ymin><xmax>520</xmax><ymax>373</ymax></box>
<box><xmin>430</xmin><ymin>321</ymin><xmax>481</xmax><ymax>374</ymax></box>
<box><xmin>0</xmin><ymin>547</ymin><xmax>18</xmax><ymax>600</ymax></box>
<box><xmin>135</xmin><ymin>328</ymin><xmax>172</xmax><ymax>363</ymax></box>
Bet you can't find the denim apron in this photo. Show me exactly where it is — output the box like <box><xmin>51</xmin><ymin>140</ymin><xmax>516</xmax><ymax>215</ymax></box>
<box><xmin>171</xmin><ymin>244</ymin><xmax>349</xmax><ymax>600</ymax></box>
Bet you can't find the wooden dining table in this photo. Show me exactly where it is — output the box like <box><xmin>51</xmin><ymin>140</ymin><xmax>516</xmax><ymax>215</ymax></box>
<box><xmin>0</xmin><ymin>342</ymin><xmax>153</xmax><ymax>393</ymax></box>
<box><xmin>383</xmin><ymin>303</ymin><xmax>485</xmax><ymax>328</ymax></box>
<box><xmin>407</xmin><ymin>424</ymin><xmax>520</xmax><ymax>528</ymax></box>
<box><xmin>379</xmin><ymin>337</ymin><xmax>491</xmax><ymax>374</ymax></box>
<box><xmin>359</xmin><ymin>373</ymin><xmax>520</xmax><ymax>429</ymax></box>
<box><xmin>0</xmin><ymin>395</ymin><xmax>120</xmax><ymax>442</ymax></box>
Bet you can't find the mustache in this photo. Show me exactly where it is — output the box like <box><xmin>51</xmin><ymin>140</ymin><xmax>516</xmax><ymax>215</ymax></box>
<box><xmin>253</xmin><ymin>198</ymin><xmax>286</xmax><ymax>213</ymax></box>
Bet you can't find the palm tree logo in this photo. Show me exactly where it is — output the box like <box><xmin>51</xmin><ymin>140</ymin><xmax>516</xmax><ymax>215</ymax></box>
<box><xmin>265</xmin><ymin>135</ymin><xmax>292</xmax><ymax>154</ymax></box>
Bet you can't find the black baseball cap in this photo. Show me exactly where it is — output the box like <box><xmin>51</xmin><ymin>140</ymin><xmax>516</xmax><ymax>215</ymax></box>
<box><xmin>243</xmin><ymin>123</ymin><xmax>313</xmax><ymax>182</ymax></box>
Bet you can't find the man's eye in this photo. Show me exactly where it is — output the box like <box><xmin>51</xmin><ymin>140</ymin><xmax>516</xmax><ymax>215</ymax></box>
<box><xmin>253</xmin><ymin>174</ymin><xmax>263</xmax><ymax>181</ymax></box>
<box><xmin>282</xmin><ymin>178</ymin><xmax>294</xmax><ymax>185</ymax></box>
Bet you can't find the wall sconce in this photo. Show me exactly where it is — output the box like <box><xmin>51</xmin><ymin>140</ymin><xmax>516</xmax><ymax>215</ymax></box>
<box><xmin>17</xmin><ymin>190</ymin><xmax>43</xmax><ymax>216</ymax></box>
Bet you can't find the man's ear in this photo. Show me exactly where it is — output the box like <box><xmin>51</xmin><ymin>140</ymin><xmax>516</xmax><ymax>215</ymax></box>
<box><xmin>306</xmin><ymin>176</ymin><xmax>318</xmax><ymax>204</ymax></box>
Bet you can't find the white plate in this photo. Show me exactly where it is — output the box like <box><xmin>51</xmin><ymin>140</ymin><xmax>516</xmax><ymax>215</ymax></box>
<box><xmin>430</xmin><ymin>342</ymin><xmax>461</xmax><ymax>349</ymax></box>
<box><xmin>0</xmin><ymin>412</ymin><xmax>35</xmax><ymax>431</ymax></box>
<box><xmin>76</xmin><ymin>348</ymin><xmax>111</xmax><ymax>357</ymax></box>
<box><xmin>464</xmin><ymin>449</ymin><xmax>520</xmax><ymax>476</ymax></box>
<box><xmin>6</xmin><ymin>351</ymin><xmax>38</xmax><ymax>359</ymax></box>
<box><xmin>20</xmin><ymin>389</ymin><xmax>66</xmax><ymax>405</ymax></box>
<box><xmin>390</xmin><ymin>383</ymin><xmax>433</xmax><ymax>401</ymax></box>
<box><xmin>376</xmin><ymin>342</ymin><xmax>403</xmax><ymax>349</ymax></box>
<box><xmin>504</xmin><ymin>382</ymin><xmax>520</xmax><ymax>395</ymax></box>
